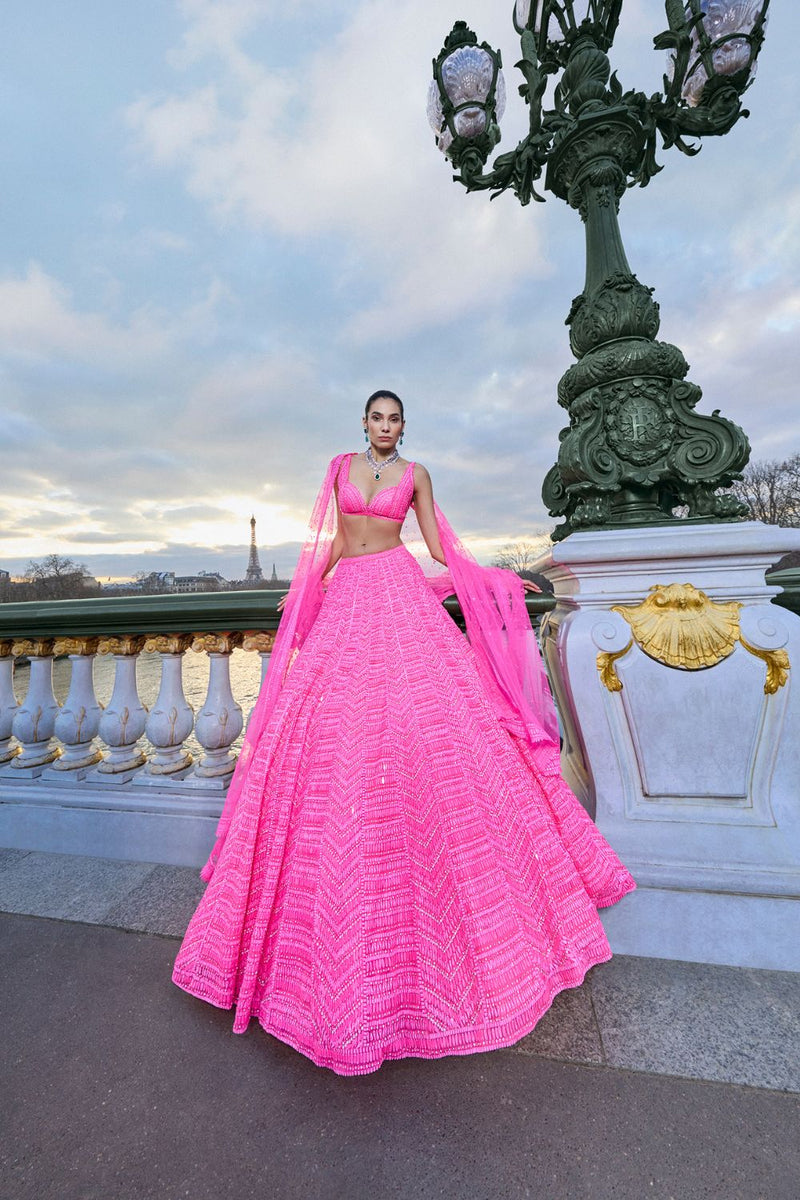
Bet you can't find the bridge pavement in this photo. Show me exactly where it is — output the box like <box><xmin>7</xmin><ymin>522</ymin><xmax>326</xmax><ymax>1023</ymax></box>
<box><xmin>1</xmin><ymin>848</ymin><xmax>798</xmax><ymax>1199</ymax></box>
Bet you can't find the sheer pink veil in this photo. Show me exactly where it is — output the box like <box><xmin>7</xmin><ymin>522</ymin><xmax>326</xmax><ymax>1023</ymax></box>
<box><xmin>200</xmin><ymin>454</ymin><xmax>559</xmax><ymax>881</ymax></box>
<box><xmin>428</xmin><ymin>503</ymin><xmax>559</xmax><ymax>750</ymax></box>
<box><xmin>200</xmin><ymin>454</ymin><xmax>344</xmax><ymax>880</ymax></box>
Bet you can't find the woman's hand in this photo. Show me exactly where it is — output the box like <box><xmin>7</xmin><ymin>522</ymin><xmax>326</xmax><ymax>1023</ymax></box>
<box><xmin>276</xmin><ymin>593</ymin><xmax>288</xmax><ymax>612</ymax></box>
<box><xmin>522</xmin><ymin>580</ymin><xmax>543</xmax><ymax>594</ymax></box>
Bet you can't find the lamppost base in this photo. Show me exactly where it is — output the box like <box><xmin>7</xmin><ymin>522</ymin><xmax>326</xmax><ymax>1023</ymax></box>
<box><xmin>536</xmin><ymin>520</ymin><xmax>800</xmax><ymax>971</ymax></box>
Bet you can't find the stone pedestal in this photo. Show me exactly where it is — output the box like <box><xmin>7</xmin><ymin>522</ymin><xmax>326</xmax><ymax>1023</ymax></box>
<box><xmin>536</xmin><ymin>521</ymin><xmax>800</xmax><ymax>971</ymax></box>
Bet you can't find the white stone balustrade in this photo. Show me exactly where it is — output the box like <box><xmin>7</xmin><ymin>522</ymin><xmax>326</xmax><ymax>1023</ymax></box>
<box><xmin>0</xmin><ymin>593</ymin><xmax>281</xmax><ymax>866</ymax></box>
<box><xmin>49</xmin><ymin>639</ymin><xmax>103</xmax><ymax>774</ymax></box>
<box><xmin>242</xmin><ymin>631</ymin><xmax>273</xmax><ymax>711</ymax></box>
<box><xmin>189</xmin><ymin>633</ymin><xmax>244</xmax><ymax>785</ymax></box>
<box><xmin>95</xmin><ymin>637</ymin><xmax>149</xmax><ymax>778</ymax></box>
<box><xmin>142</xmin><ymin>636</ymin><xmax>194</xmax><ymax>778</ymax></box>
<box><xmin>10</xmin><ymin>640</ymin><xmax>61</xmax><ymax>771</ymax></box>
<box><xmin>0</xmin><ymin>641</ymin><xmax>19</xmax><ymax>763</ymax></box>
<box><xmin>0</xmin><ymin>627</ymin><xmax>277</xmax><ymax>791</ymax></box>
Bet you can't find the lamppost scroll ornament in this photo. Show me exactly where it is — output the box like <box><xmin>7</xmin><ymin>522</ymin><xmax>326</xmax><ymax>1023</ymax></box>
<box><xmin>428</xmin><ymin>1</ymin><xmax>770</xmax><ymax>540</ymax></box>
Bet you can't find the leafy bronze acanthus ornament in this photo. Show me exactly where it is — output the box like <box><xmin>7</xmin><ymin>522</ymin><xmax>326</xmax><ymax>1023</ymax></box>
<box><xmin>428</xmin><ymin>1</ymin><xmax>770</xmax><ymax>539</ymax></box>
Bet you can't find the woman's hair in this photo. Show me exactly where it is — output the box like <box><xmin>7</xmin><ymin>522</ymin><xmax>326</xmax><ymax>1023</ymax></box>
<box><xmin>365</xmin><ymin>390</ymin><xmax>404</xmax><ymax>421</ymax></box>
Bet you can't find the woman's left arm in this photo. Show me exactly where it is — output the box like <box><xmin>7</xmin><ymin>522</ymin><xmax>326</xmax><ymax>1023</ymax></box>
<box><xmin>412</xmin><ymin>464</ymin><xmax>447</xmax><ymax>566</ymax></box>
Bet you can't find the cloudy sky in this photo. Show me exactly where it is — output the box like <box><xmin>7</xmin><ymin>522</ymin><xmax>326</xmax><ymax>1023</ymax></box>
<box><xmin>1</xmin><ymin>0</ymin><xmax>798</xmax><ymax>582</ymax></box>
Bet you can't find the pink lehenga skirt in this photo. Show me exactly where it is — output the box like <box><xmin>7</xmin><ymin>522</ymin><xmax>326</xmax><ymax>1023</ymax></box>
<box><xmin>172</xmin><ymin>544</ymin><xmax>634</xmax><ymax>1075</ymax></box>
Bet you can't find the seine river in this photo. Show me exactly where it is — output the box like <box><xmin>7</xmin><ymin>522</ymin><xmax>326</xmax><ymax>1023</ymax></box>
<box><xmin>11</xmin><ymin>650</ymin><xmax>264</xmax><ymax>759</ymax></box>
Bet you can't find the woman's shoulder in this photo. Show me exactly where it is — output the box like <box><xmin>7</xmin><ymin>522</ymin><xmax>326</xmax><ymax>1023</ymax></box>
<box><xmin>328</xmin><ymin>451</ymin><xmax>357</xmax><ymax>469</ymax></box>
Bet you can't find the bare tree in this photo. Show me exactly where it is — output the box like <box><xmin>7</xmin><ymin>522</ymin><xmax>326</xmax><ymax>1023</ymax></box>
<box><xmin>492</xmin><ymin>537</ymin><xmax>553</xmax><ymax>591</ymax></box>
<box><xmin>25</xmin><ymin>554</ymin><xmax>99</xmax><ymax>600</ymax></box>
<box><xmin>731</xmin><ymin>453</ymin><xmax>800</xmax><ymax>527</ymax></box>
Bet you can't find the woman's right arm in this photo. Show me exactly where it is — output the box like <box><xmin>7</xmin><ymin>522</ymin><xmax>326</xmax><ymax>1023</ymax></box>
<box><xmin>412</xmin><ymin>464</ymin><xmax>447</xmax><ymax>566</ymax></box>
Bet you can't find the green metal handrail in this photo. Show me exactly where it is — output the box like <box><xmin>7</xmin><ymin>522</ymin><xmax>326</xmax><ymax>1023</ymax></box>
<box><xmin>0</xmin><ymin>588</ymin><xmax>557</xmax><ymax>640</ymax></box>
<box><xmin>766</xmin><ymin>569</ymin><xmax>800</xmax><ymax>617</ymax></box>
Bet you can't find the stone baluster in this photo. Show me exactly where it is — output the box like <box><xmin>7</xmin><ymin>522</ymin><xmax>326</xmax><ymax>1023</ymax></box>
<box><xmin>95</xmin><ymin>636</ymin><xmax>148</xmax><ymax>778</ymax></box>
<box><xmin>10</xmin><ymin>639</ymin><xmax>61</xmax><ymax>771</ymax></box>
<box><xmin>188</xmin><ymin>633</ymin><xmax>244</xmax><ymax>785</ymax></box>
<box><xmin>242</xmin><ymin>630</ymin><xmax>276</xmax><ymax>698</ymax></box>
<box><xmin>141</xmin><ymin>635</ymin><xmax>194</xmax><ymax>778</ymax></box>
<box><xmin>46</xmin><ymin>638</ymin><xmax>104</xmax><ymax>776</ymax></box>
<box><xmin>0</xmin><ymin>640</ymin><xmax>20</xmax><ymax>764</ymax></box>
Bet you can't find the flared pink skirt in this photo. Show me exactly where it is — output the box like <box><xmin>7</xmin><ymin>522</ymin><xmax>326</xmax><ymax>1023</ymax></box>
<box><xmin>173</xmin><ymin>545</ymin><xmax>634</xmax><ymax>1074</ymax></box>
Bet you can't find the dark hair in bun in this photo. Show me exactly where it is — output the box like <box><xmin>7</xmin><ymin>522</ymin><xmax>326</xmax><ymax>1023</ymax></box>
<box><xmin>365</xmin><ymin>390</ymin><xmax>404</xmax><ymax>420</ymax></box>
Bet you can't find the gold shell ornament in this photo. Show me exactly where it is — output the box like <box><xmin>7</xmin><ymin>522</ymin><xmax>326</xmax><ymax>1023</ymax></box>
<box><xmin>597</xmin><ymin>583</ymin><xmax>790</xmax><ymax>695</ymax></box>
<box><xmin>613</xmin><ymin>583</ymin><xmax>741</xmax><ymax>671</ymax></box>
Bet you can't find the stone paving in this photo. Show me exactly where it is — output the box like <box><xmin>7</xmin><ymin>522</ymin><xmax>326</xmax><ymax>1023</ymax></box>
<box><xmin>2</xmin><ymin>848</ymin><xmax>799</xmax><ymax>1199</ymax></box>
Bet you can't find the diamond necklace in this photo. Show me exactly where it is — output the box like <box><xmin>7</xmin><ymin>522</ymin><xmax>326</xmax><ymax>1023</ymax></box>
<box><xmin>365</xmin><ymin>445</ymin><xmax>399</xmax><ymax>480</ymax></box>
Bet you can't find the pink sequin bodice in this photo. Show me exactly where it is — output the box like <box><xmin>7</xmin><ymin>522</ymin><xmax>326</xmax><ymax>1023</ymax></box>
<box><xmin>338</xmin><ymin>453</ymin><xmax>415</xmax><ymax>523</ymax></box>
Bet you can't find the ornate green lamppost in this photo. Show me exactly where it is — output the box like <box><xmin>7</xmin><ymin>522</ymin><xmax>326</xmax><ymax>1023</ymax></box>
<box><xmin>428</xmin><ymin>1</ymin><xmax>770</xmax><ymax>540</ymax></box>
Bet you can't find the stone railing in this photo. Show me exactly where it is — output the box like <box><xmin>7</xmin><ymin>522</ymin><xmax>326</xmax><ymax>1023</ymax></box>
<box><xmin>0</xmin><ymin>591</ymin><xmax>281</xmax><ymax>780</ymax></box>
<box><xmin>0</xmin><ymin>588</ymin><xmax>556</xmax><ymax>866</ymax></box>
<box><xmin>0</xmin><ymin>590</ymin><xmax>284</xmax><ymax>864</ymax></box>
<box><xmin>766</xmin><ymin>567</ymin><xmax>800</xmax><ymax>616</ymax></box>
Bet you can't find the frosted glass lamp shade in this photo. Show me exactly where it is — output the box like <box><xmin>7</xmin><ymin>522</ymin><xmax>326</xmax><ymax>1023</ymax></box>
<box><xmin>441</xmin><ymin>45</ymin><xmax>496</xmax><ymax>108</ymax></box>
<box><xmin>427</xmin><ymin>44</ymin><xmax>506</xmax><ymax>156</ymax></box>
<box><xmin>426</xmin><ymin>80</ymin><xmax>453</xmax><ymax>152</ymax></box>
<box><xmin>515</xmin><ymin>0</ymin><xmax>537</xmax><ymax>29</ymax></box>
<box><xmin>673</xmin><ymin>0</ymin><xmax>768</xmax><ymax>107</ymax></box>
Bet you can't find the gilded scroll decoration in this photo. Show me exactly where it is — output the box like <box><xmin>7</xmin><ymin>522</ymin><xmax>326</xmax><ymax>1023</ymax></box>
<box><xmin>53</xmin><ymin>637</ymin><xmax>100</xmax><ymax>657</ymax></box>
<box><xmin>242</xmin><ymin>631</ymin><xmax>276</xmax><ymax>654</ymax></box>
<box><xmin>142</xmin><ymin>634</ymin><xmax>191</xmax><ymax>655</ymax></box>
<box><xmin>97</xmin><ymin>636</ymin><xmax>145</xmax><ymax>656</ymax></box>
<box><xmin>739</xmin><ymin>636</ymin><xmax>791</xmax><ymax>696</ymax></box>
<box><xmin>12</xmin><ymin>638</ymin><xmax>55</xmax><ymax>658</ymax></box>
<box><xmin>596</xmin><ymin>640</ymin><xmax>633</xmax><ymax>693</ymax></box>
<box><xmin>191</xmin><ymin>632</ymin><xmax>242</xmax><ymax>655</ymax></box>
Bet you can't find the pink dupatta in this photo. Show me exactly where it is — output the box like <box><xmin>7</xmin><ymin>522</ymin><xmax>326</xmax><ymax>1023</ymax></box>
<box><xmin>201</xmin><ymin>454</ymin><xmax>558</xmax><ymax>880</ymax></box>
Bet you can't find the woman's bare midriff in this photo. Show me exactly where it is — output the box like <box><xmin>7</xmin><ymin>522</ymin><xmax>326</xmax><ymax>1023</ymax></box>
<box><xmin>339</xmin><ymin>512</ymin><xmax>404</xmax><ymax>558</ymax></box>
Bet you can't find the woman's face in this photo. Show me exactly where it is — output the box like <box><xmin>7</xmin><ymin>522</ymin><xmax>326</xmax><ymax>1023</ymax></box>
<box><xmin>364</xmin><ymin>399</ymin><xmax>404</xmax><ymax>452</ymax></box>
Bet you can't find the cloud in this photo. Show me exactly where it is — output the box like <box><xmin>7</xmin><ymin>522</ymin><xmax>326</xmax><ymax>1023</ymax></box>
<box><xmin>125</xmin><ymin>1</ymin><xmax>552</xmax><ymax>339</ymax></box>
<box><xmin>0</xmin><ymin>263</ymin><xmax>222</xmax><ymax>369</ymax></box>
<box><xmin>2</xmin><ymin>1</ymin><xmax>799</xmax><ymax>584</ymax></box>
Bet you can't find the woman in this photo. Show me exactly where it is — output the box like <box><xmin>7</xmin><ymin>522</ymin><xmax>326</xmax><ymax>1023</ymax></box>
<box><xmin>173</xmin><ymin>390</ymin><xmax>635</xmax><ymax>1075</ymax></box>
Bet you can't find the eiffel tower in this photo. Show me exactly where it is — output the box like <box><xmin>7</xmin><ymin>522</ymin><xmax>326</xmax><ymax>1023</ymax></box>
<box><xmin>245</xmin><ymin>515</ymin><xmax>264</xmax><ymax>583</ymax></box>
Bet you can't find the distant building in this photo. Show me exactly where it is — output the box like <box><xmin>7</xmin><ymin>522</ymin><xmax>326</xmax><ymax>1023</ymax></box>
<box><xmin>197</xmin><ymin>571</ymin><xmax>229</xmax><ymax>590</ymax></box>
<box><xmin>270</xmin><ymin>562</ymin><xmax>278</xmax><ymax>584</ymax></box>
<box><xmin>105</xmin><ymin>569</ymin><xmax>232</xmax><ymax>597</ymax></box>
<box><xmin>133</xmin><ymin>571</ymin><xmax>175</xmax><ymax>594</ymax></box>
<box><xmin>172</xmin><ymin>574</ymin><xmax>226</xmax><ymax>594</ymax></box>
<box><xmin>101</xmin><ymin>581</ymin><xmax>138</xmax><ymax>595</ymax></box>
